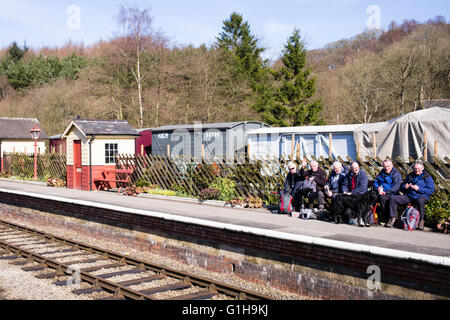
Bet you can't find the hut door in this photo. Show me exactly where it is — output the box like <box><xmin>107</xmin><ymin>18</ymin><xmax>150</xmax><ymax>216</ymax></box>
<box><xmin>73</xmin><ymin>140</ymin><xmax>82</xmax><ymax>189</ymax></box>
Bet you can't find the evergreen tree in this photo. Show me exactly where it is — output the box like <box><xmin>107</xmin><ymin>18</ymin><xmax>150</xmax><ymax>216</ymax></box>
<box><xmin>0</xmin><ymin>42</ymin><xmax>31</xmax><ymax>90</ymax></box>
<box><xmin>216</xmin><ymin>12</ymin><xmax>266</xmax><ymax>81</ymax></box>
<box><xmin>254</xmin><ymin>29</ymin><xmax>325</xmax><ymax>126</ymax></box>
<box><xmin>7</xmin><ymin>41</ymin><xmax>28</xmax><ymax>63</ymax></box>
<box><xmin>0</xmin><ymin>41</ymin><xmax>87</xmax><ymax>92</ymax></box>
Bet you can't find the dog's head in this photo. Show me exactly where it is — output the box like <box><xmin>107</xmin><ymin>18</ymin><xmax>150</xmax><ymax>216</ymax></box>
<box><xmin>366</xmin><ymin>190</ymin><xmax>378</xmax><ymax>204</ymax></box>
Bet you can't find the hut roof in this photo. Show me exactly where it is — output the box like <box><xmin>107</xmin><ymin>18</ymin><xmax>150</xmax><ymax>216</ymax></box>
<box><xmin>0</xmin><ymin>117</ymin><xmax>48</xmax><ymax>140</ymax></box>
<box><xmin>62</xmin><ymin>119</ymin><xmax>139</xmax><ymax>137</ymax></box>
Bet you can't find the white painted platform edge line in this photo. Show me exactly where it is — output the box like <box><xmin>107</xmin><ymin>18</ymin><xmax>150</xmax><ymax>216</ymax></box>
<box><xmin>1</xmin><ymin>188</ymin><xmax>449</xmax><ymax>267</ymax></box>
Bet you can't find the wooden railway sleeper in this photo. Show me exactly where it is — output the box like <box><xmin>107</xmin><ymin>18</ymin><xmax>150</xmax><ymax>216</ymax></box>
<box><xmin>168</xmin><ymin>289</ymin><xmax>218</xmax><ymax>300</ymax></box>
<box><xmin>0</xmin><ymin>220</ymin><xmax>273</xmax><ymax>300</ymax></box>
<box><xmin>36</xmin><ymin>265</ymin><xmax>67</xmax><ymax>279</ymax></box>
<box><xmin>22</xmin><ymin>262</ymin><xmax>48</xmax><ymax>272</ymax></box>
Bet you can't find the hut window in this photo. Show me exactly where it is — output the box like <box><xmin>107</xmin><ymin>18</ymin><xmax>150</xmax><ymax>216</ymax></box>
<box><xmin>105</xmin><ymin>143</ymin><xmax>118</xmax><ymax>164</ymax></box>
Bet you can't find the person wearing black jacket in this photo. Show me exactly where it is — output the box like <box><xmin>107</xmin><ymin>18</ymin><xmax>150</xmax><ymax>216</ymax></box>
<box><xmin>282</xmin><ymin>162</ymin><xmax>304</xmax><ymax>212</ymax></box>
<box><xmin>299</xmin><ymin>159</ymin><xmax>327</xmax><ymax>210</ymax></box>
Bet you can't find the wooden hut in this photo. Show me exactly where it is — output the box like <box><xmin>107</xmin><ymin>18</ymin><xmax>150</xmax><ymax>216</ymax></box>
<box><xmin>61</xmin><ymin>119</ymin><xmax>139</xmax><ymax>190</ymax></box>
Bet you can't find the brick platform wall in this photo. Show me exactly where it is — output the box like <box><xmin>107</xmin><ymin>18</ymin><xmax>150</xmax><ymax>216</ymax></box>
<box><xmin>0</xmin><ymin>191</ymin><xmax>448</xmax><ymax>299</ymax></box>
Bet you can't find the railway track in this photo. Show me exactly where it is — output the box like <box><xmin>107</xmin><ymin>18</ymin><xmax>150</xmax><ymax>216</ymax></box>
<box><xmin>0</xmin><ymin>219</ymin><xmax>274</xmax><ymax>300</ymax></box>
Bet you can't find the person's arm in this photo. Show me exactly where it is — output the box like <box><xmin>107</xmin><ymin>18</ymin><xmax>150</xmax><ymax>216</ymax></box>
<box><xmin>314</xmin><ymin>169</ymin><xmax>327</xmax><ymax>187</ymax></box>
<box><xmin>373</xmin><ymin>174</ymin><xmax>381</xmax><ymax>190</ymax></box>
<box><xmin>352</xmin><ymin>171</ymin><xmax>368</xmax><ymax>195</ymax></box>
<box><xmin>400</xmin><ymin>174</ymin><xmax>411</xmax><ymax>193</ymax></box>
<box><xmin>387</xmin><ymin>171</ymin><xmax>402</xmax><ymax>195</ymax></box>
<box><xmin>298</xmin><ymin>167</ymin><xmax>308</xmax><ymax>179</ymax></box>
<box><xmin>342</xmin><ymin>174</ymin><xmax>349</xmax><ymax>193</ymax></box>
<box><xmin>283</xmin><ymin>174</ymin><xmax>290</xmax><ymax>192</ymax></box>
<box><xmin>420</xmin><ymin>176</ymin><xmax>435</xmax><ymax>196</ymax></box>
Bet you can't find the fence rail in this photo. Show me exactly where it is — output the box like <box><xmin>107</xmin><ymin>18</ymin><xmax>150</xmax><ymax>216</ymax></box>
<box><xmin>1</xmin><ymin>152</ymin><xmax>448</xmax><ymax>201</ymax></box>
<box><xmin>2</xmin><ymin>152</ymin><xmax>66</xmax><ymax>181</ymax></box>
<box><xmin>116</xmin><ymin>154</ymin><xmax>450</xmax><ymax>201</ymax></box>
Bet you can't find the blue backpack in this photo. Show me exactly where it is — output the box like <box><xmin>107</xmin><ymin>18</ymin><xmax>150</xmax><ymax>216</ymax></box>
<box><xmin>401</xmin><ymin>206</ymin><xmax>420</xmax><ymax>231</ymax></box>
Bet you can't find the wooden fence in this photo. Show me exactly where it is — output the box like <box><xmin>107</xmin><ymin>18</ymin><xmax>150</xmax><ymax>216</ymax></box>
<box><xmin>1</xmin><ymin>152</ymin><xmax>448</xmax><ymax>201</ymax></box>
<box><xmin>2</xmin><ymin>152</ymin><xmax>66</xmax><ymax>181</ymax></box>
<box><xmin>116</xmin><ymin>153</ymin><xmax>450</xmax><ymax>201</ymax></box>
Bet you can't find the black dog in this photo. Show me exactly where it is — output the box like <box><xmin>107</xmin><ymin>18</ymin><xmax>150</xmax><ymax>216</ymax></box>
<box><xmin>330</xmin><ymin>190</ymin><xmax>378</xmax><ymax>227</ymax></box>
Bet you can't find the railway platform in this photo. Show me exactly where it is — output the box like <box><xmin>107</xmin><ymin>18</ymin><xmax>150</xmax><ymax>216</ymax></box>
<box><xmin>0</xmin><ymin>178</ymin><xmax>449</xmax><ymax>259</ymax></box>
<box><xmin>1</xmin><ymin>178</ymin><xmax>450</xmax><ymax>299</ymax></box>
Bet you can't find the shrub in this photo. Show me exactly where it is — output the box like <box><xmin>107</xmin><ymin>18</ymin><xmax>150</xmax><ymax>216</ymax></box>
<box><xmin>146</xmin><ymin>188</ymin><xmax>177</xmax><ymax>196</ymax></box>
<box><xmin>171</xmin><ymin>184</ymin><xmax>189</xmax><ymax>197</ymax></box>
<box><xmin>135</xmin><ymin>179</ymin><xmax>150</xmax><ymax>188</ymax></box>
<box><xmin>0</xmin><ymin>171</ymin><xmax>12</xmax><ymax>178</ymax></box>
<box><xmin>198</xmin><ymin>188</ymin><xmax>222</xmax><ymax>201</ymax></box>
<box><xmin>425</xmin><ymin>191</ymin><xmax>450</xmax><ymax>229</ymax></box>
<box><xmin>46</xmin><ymin>177</ymin><xmax>66</xmax><ymax>187</ymax></box>
<box><xmin>189</xmin><ymin>164</ymin><xmax>218</xmax><ymax>191</ymax></box>
<box><xmin>209</xmin><ymin>177</ymin><xmax>236</xmax><ymax>201</ymax></box>
<box><xmin>10</xmin><ymin>154</ymin><xmax>34</xmax><ymax>178</ymax></box>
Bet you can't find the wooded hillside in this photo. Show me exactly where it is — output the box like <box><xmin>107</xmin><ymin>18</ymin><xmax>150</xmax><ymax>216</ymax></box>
<box><xmin>0</xmin><ymin>8</ymin><xmax>448</xmax><ymax>136</ymax></box>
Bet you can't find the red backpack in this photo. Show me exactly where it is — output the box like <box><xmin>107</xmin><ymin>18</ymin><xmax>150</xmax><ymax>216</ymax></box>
<box><xmin>279</xmin><ymin>193</ymin><xmax>293</xmax><ymax>215</ymax></box>
<box><xmin>401</xmin><ymin>206</ymin><xmax>420</xmax><ymax>231</ymax></box>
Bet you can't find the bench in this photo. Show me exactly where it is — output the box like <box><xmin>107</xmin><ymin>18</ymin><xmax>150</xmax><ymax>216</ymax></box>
<box><xmin>94</xmin><ymin>169</ymin><xmax>133</xmax><ymax>193</ymax></box>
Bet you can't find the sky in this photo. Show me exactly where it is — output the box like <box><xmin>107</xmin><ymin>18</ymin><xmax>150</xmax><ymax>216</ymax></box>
<box><xmin>0</xmin><ymin>0</ymin><xmax>448</xmax><ymax>61</ymax></box>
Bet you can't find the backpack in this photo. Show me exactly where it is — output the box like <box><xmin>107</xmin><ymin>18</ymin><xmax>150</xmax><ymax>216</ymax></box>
<box><xmin>364</xmin><ymin>203</ymin><xmax>378</xmax><ymax>226</ymax></box>
<box><xmin>300</xmin><ymin>208</ymin><xmax>317</xmax><ymax>220</ymax></box>
<box><xmin>401</xmin><ymin>206</ymin><xmax>420</xmax><ymax>231</ymax></box>
<box><xmin>279</xmin><ymin>192</ymin><xmax>293</xmax><ymax>215</ymax></box>
<box><xmin>300</xmin><ymin>180</ymin><xmax>316</xmax><ymax>192</ymax></box>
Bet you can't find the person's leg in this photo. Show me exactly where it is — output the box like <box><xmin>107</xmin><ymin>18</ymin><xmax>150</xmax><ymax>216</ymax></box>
<box><xmin>386</xmin><ymin>195</ymin><xmax>410</xmax><ymax>227</ymax></box>
<box><xmin>291</xmin><ymin>191</ymin><xmax>301</xmax><ymax>212</ymax></box>
<box><xmin>297</xmin><ymin>190</ymin><xmax>307</xmax><ymax>210</ymax></box>
<box><xmin>307</xmin><ymin>191</ymin><xmax>317</xmax><ymax>209</ymax></box>
<box><xmin>317</xmin><ymin>191</ymin><xmax>325</xmax><ymax>210</ymax></box>
<box><xmin>378</xmin><ymin>194</ymin><xmax>392</xmax><ymax>222</ymax></box>
<box><xmin>412</xmin><ymin>196</ymin><xmax>428</xmax><ymax>230</ymax></box>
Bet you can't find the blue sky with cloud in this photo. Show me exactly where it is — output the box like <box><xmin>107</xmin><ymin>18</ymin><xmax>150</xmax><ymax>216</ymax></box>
<box><xmin>0</xmin><ymin>0</ymin><xmax>448</xmax><ymax>60</ymax></box>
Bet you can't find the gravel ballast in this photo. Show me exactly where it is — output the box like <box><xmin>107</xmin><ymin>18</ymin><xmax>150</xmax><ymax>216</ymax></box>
<box><xmin>0</xmin><ymin>217</ymin><xmax>313</xmax><ymax>300</ymax></box>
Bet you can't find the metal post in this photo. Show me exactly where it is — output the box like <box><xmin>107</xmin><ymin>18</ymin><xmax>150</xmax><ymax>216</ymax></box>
<box><xmin>34</xmin><ymin>140</ymin><xmax>37</xmax><ymax>180</ymax></box>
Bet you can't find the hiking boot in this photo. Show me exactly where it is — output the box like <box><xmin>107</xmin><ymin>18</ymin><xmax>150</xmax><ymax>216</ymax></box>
<box><xmin>385</xmin><ymin>218</ymin><xmax>396</xmax><ymax>228</ymax></box>
<box><xmin>418</xmin><ymin>219</ymin><xmax>425</xmax><ymax>230</ymax></box>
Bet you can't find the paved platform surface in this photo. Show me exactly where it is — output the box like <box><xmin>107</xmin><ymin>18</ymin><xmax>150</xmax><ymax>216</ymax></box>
<box><xmin>0</xmin><ymin>179</ymin><xmax>449</xmax><ymax>258</ymax></box>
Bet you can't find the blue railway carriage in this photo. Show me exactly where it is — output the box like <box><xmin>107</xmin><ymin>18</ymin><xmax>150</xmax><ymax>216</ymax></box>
<box><xmin>246</xmin><ymin>124</ymin><xmax>362</xmax><ymax>161</ymax></box>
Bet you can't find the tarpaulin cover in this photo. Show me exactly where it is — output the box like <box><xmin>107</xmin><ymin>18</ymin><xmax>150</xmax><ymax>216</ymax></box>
<box><xmin>353</xmin><ymin>107</ymin><xmax>450</xmax><ymax>160</ymax></box>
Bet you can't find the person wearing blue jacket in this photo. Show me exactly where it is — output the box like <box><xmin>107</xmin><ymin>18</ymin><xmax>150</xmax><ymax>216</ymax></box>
<box><xmin>373</xmin><ymin>159</ymin><xmax>403</xmax><ymax>222</ymax></box>
<box><xmin>342</xmin><ymin>161</ymin><xmax>368</xmax><ymax>195</ymax></box>
<box><xmin>387</xmin><ymin>161</ymin><xmax>434</xmax><ymax>230</ymax></box>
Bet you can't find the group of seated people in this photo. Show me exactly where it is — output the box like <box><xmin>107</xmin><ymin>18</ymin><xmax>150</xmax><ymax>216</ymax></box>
<box><xmin>282</xmin><ymin>158</ymin><xmax>435</xmax><ymax>230</ymax></box>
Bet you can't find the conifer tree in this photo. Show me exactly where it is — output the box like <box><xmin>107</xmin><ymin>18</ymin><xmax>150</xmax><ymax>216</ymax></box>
<box><xmin>254</xmin><ymin>29</ymin><xmax>324</xmax><ymax>126</ymax></box>
<box><xmin>216</xmin><ymin>12</ymin><xmax>266</xmax><ymax>81</ymax></box>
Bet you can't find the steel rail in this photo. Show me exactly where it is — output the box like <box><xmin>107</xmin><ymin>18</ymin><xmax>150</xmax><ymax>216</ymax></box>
<box><xmin>0</xmin><ymin>219</ymin><xmax>274</xmax><ymax>300</ymax></box>
<box><xmin>0</xmin><ymin>240</ymin><xmax>158</xmax><ymax>300</ymax></box>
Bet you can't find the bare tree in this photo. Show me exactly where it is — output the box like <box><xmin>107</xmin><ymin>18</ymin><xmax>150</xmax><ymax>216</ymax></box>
<box><xmin>115</xmin><ymin>5</ymin><xmax>155</xmax><ymax>128</ymax></box>
<box><xmin>341</xmin><ymin>53</ymin><xmax>386</xmax><ymax>123</ymax></box>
